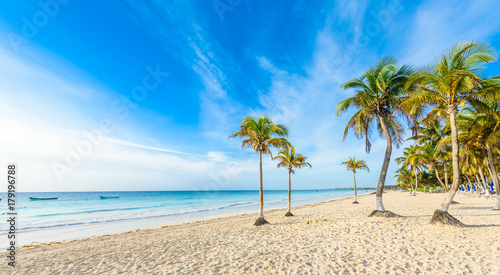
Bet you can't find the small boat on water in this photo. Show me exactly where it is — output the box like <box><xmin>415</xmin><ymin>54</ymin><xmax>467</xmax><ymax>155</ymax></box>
<box><xmin>99</xmin><ymin>196</ymin><xmax>119</xmax><ymax>199</ymax></box>
<box><xmin>29</xmin><ymin>197</ymin><xmax>58</xmax><ymax>200</ymax></box>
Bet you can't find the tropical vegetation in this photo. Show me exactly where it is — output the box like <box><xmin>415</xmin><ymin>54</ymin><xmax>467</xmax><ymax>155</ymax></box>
<box><xmin>336</xmin><ymin>56</ymin><xmax>417</xmax><ymax>217</ymax></box>
<box><xmin>273</xmin><ymin>147</ymin><xmax>312</xmax><ymax>216</ymax></box>
<box><xmin>341</xmin><ymin>157</ymin><xmax>369</xmax><ymax>203</ymax></box>
<box><xmin>230</xmin><ymin>41</ymin><xmax>500</xmax><ymax>228</ymax></box>
<box><xmin>229</xmin><ymin>115</ymin><xmax>290</xmax><ymax>225</ymax></box>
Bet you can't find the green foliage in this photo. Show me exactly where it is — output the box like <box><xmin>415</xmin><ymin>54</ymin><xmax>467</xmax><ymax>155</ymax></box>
<box><xmin>341</xmin><ymin>157</ymin><xmax>370</xmax><ymax>174</ymax></box>
<box><xmin>229</xmin><ymin>115</ymin><xmax>290</xmax><ymax>155</ymax></box>
<box><xmin>336</xmin><ymin>56</ymin><xmax>418</xmax><ymax>152</ymax></box>
<box><xmin>273</xmin><ymin>147</ymin><xmax>312</xmax><ymax>173</ymax></box>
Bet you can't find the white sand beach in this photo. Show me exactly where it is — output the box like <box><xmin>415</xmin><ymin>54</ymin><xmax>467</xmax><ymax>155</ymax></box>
<box><xmin>3</xmin><ymin>191</ymin><xmax>500</xmax><ymax>274</ymax></box>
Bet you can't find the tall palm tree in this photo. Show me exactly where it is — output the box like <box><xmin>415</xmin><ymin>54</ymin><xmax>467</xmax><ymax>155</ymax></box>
<box><xmin>337</xmin><ymin>56</ymin><xmax>416</xmax><ymax>217</ymax></box>
<box><xmin>341</xmin><ymin>157</ymin><xmax>370</xmax><ymax>204</ymax></box>
<box><xmin>396</xmin><ymin>145</ymin><xmax>424</xmax><ymax>195</ymax></box>
<box><xmin>403</xmin><ymin>41</ymin><xmax>499</xmax><ymax>225</ymax></box>
<box><xmin>273</xmin><ymin>147</ymin><xmax>311</xmax><ymax>216</ymax></box>
<box><xmin>229</xmin><ymin>115</ymin><xmax>290</xmax><ymax>225</ymax></box>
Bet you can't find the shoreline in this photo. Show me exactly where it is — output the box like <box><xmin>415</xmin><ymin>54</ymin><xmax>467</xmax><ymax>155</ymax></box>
<box><xmin>14</xmin><ymin>190</ymin><xmax>375</xmax><ymax>249</ymax></box>
<box><xmin>4</xmin><ymin>191</ymin><xmax>499</xmax><ymax>273</ymax></box>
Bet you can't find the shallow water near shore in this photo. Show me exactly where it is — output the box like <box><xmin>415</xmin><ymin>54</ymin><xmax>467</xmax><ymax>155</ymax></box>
<box><xmin>0</xmin><ymin>189</ymin><xmax>372</xmax><ymax>247</ymax></box>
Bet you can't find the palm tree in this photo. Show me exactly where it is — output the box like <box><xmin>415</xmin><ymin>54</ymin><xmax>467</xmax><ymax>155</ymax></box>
<box><xmin>419</xmin><ymin>142</ymin><xmax>448</xmax><ymax>191</ymax></box>
<box><xmin>273</xmin><ymin>147</ymin><xmax>312</xmax><ymax>216</ymax></box>
<box><xmin>409</xmin><ymin>118</ymin><xmax>451</xmax><ymax>191</ymax></box>
<box><xmin>403</xmin><ymin>41</ymin><xmax>499</xmax><ymax>225</ymax></box>
<box><xmin>465</xmin><ymin>102</ymin><xmax>500</xmax><ymax>209</ymax></box>
<box><xmin>229</xmin><ymin>115</ymin><xmax>290</xmax><ymax>225</ymax></box>
<box><xmin>395</xmin><ymin>167</ymin><xmax>413</xmax><ymax>190</ymax></box>
<box><xmin>396</xmin><ymin>145</ymin><xmax>424</xmax><ymax>195</ymax></box>
<box><xmin>337</xmin><ymin>56</ymin><xmax>416</xmax><ymax>217</ymax></box>
<box><xmin>341</xmin><ymin>157</ymin><xmax>370</xmax><ymax>204</ymax></box>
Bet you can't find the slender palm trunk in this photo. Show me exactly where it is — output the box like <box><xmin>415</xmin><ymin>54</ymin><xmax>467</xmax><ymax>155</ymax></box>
<box><xmin>438</xmin><ymin>109</ymin><xmax>460</xmax><ymax>212</ymax></box>
<box><xmin>352</xmin><ymin>171</ymin><xmax>358</xmax><ymax>203</ymax></box>
<box><xmin>259</xmin><ymin>151</ymin><xmax>264</xmax><ymax>217</ymax></box>
<box><xmin>478</xmin><ymin>166</ymin><xmax>490</xmax><ymax>195</ymax></box>
<box><xmin>486</xmin><ymin>165</ymin><xmax>494</xmax><ymax>182</ymax></box>
<box><xmin>486</xmin><ymin>146</ymin><xmax>500</xmax><ymax>210</ymax></box>
<box><xmin>485</xmin><ymin>165</ymin><xmax>494</xmax><ymax>196</ymax></box>
<box><xmin>286</xmin><ymin>170</ymin><xmax>292</xmax><ymax>215</ymax></box>
<box><xmin>375</xmin><ymin>115</ymin><xmax>392</xmax><ymax>212</ymax></box>
<box><xmin>254</xmin><ymin>151</ymin><xmax>268</xmax><ymax>225</ymax></box>
<box><xmin>466</xmin><ymin>175</ymin><xmax>473</xmax><ymax>194</ymax></box>
<box><xmin>474</xmin><ymin>174</ymin><xmax>481</xmax><ymax>187</ymax></box>
<box><xmin>413</xmin><ymin>166</ymin><xmax>418</xmax><ymax>196</ymax></box>
<box><xmin>431</xmin><ymin>109</ymin><xmax>465</xmax><ymax>226</ymax></box>
<box><xmin>443</xmin><ymin>162</ymin><xmax>450</xmax><ymax>192</ymax></box>
<box><xmin>434</xmin><ymin>167</ymin><xmax>447</xmax><ymax>191</ymax></box>
<box><xmin>407</xmin><ymin>179</ymin><xmax>414</xmax><ymax>193</ymax></box>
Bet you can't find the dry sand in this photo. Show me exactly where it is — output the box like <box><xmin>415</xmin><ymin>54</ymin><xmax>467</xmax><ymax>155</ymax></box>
<box><xmin>3</xmin><ymin>191</ymin><xmax>500</xmax><ymax>274</ymax></box>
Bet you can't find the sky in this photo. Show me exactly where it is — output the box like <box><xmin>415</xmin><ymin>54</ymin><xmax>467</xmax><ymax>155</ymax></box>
<box><xmin>1</xmin><ymin>0</ymin><xmax>500</xmax><ymax>192</ymax></box>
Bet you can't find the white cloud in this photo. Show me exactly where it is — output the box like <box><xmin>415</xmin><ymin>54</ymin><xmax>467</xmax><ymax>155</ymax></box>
<box><xmin>402</xmin><ymin>0</ymin><xmax>500</xmax><ymax>66</ymax></box>
<box><xmin>253</xmin><ymin>19</ymin><xmax>407</xmax><ymax>190</ymax></box>
<box><xmin>0</xmin><ymin>35</ymin><xmax>255</xmax><ymax>192</ymax></box>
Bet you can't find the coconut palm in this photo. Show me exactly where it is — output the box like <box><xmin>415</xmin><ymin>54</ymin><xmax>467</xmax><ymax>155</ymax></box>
<box><xmin>395</xmin><ymin>167</ymin><xmax>413</xmax><ymax>190</ymax></box>
<box><xmin>464</xmin><ymin>102</ymin><xmax>500</xmax><ymax>209</ymax></box>
<box><xmin>229</xmin><ymin>115</ymin><xmax>290</xmax><ymax>225</ymax></box>
<box><xmin>418</xmin><ymin>142</ymin><xmax>448</xmax><ymax>191</ymax></box>
<box><xmin>409</xmin><ymin>118</ymin><xmax>451</xmax><ymax>191</ymax></box>
<box><xmin>273</xmin><ymin>147</ymin><xmax>311</xmax><ymax>216</ymax></box>
<box><xmin>341</xmin><ymin>157</ymin><xmax>370</xmax><ymax>204</ymax></box>
<box><xmin>396</xmin><ymin>145</ymin><xmax>425</xmax><ymax>195</ymax></box>
<box><xmin>403</xmin><ymin>41</ymin><xmax>499</xmax><ymax>226</ymax></box>
<box><xmin>337</xmin><ymin>56</ymin><xmax>417</xmax><ymax>217</ymax></box>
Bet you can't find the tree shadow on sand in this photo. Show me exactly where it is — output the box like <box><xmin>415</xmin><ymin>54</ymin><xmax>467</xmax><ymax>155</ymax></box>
<box><xmin>467</xmin><ymin>224</ymin><xmax>500</xmax><ymax>228</ymax></box>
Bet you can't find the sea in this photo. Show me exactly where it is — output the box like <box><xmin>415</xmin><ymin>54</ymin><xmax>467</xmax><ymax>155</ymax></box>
<box><xmin>0</xmin><ymin>189</ymin><xmax>372</xmax><ymax>248</ymax></box>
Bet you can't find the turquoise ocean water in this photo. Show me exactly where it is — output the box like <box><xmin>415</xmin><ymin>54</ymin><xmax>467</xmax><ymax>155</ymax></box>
<box><xmin>0</xmin><ymin>190</ymin><xmax>371</xmax><ymax>247</ymax></box>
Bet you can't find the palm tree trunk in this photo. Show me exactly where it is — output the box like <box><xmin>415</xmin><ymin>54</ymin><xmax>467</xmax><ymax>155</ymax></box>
<box><xmin>285</xmin><ymin>170</ymin><xmax>293</xmax><ymax>216</ymax></box>
<box><xmin>431</xmin><ymin>109</ymin><xmax>464</xmax><ymax>226</ymax></box>
<box><xmin>254</xmin><ymin>151</ymin><xmax>269</xmax><ymax>225</ymax></box>
<box><xmin>486</xmin><ymin>165</ymin><xmax>494</xmax><ymax>183</ymax></box>
<box><xmin>443</xmin><ymin>161</ymin><xmax>449</xmax><ymax>191</ymax></box>
<box><xmin>259</xmin><ymin>151</ymin><xmax>264</xmax><ymax>217</ymax></box>
<box><xmin>374</xmin><ymin>115</ymin><xmax>391</xmax><ymax>212</ymax></box>
<box><xmin>413</xmin><ymin>166</ymin><xmax>418</xmax><ymax>196</ymax></box>
<box><xmin>486</xmin><ymin>146</ymin><xmax>500</xmax><ymax>210</ymax></box>
<box><xmin>353</xmin><ymin>171</ymin><xmax>358</xmax><ymax>203</ymax></box>
<box><xmin>407</xmin><ymin>179</ymin><xmax>414</xmax><ymax>193</ymax></box>
<box><xmin>433</xmin><ymin>167</ymin><xmax>447</xmax><ymax>191</ymax></box>
<box><xmin>437</xmin><ymin>109</ymin><xmax>460</xmax><ymax>212</ymax></box>
<box><xmin>466</xmin><ymin>175</ymin><xmax>473</xmax><ymax>194</ymax></box>
<box><xmin>485</xmin><ymin>165</ymin><xmax>495</xmax><ymax>196</ymax></box>
<box><xmin>474</xmin><ymin>174</ymin><xmax>481</xmax><ymax>187</ymax></box>
<box><xmin>478</xmin><ymin>165</ymin><xmax>490</xmax><ymax>195</ymax></box>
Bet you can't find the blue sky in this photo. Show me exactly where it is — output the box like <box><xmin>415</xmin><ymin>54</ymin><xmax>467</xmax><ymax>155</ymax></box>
<box><xmin>1</xmin><ymin>0</ymin><xmax>500</xmax><ymax>192</ymax></box>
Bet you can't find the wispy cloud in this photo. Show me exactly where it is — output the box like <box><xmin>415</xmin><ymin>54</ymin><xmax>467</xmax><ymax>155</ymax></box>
<box><xmin>402</xmin><ymin>0</ymin><xmax>500</xmax><ymax>66</ymax></box>
<box><xmin>118</xmin><ymin>0</ymin><xmax>247</xmax><ymax>142</ymax></box>
<box><xmin>2</xmin><ymin>1</ymin><xmax>499</xmax><ymax>192</ymax></box>
<box><xmin>0</xmin><ymin>32</ymin><xmax>252</xmax><ymax>191</ymax></box>
<box><xmin>105</xmin><ymin>137</ymin><xmax>199</xmax><ymax>156</ymax></box>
